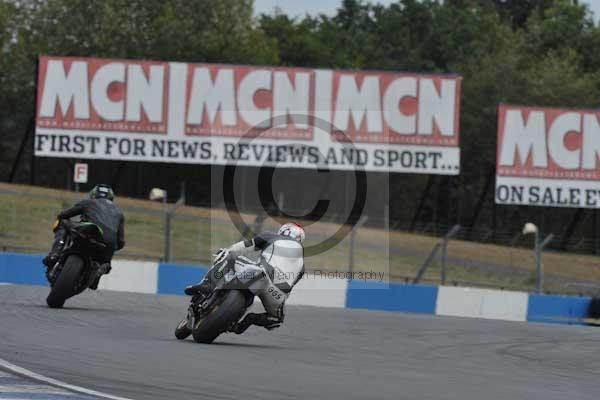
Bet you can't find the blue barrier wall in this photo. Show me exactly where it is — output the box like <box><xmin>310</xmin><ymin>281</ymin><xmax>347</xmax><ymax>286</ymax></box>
<box><xmin>157</xmin><ymin>262</ymin><xmax>208</xmax><ymax>295</ymax></box>
<box><xmin>346</xmin><ymin>281</ymin><xmax>438</xmax><ymax>314</ymax></box>
<box><xmin>0</xmin><ymin>253</ymin><xmax>48</xmax><ymax>286</ymax></box>
<box><xmin>0</xmin><ymin>252</ymin><xmax>597</xmax><ymax>326</ymax></box>
<box><xmin>527</xmin><ymin>294</ymin><xmax>592</xmax><ymax>325</ymax></box>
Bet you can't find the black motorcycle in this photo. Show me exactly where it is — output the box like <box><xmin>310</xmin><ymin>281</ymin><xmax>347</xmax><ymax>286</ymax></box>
<box><xmin>174</xmin><ymin>260</ymin><xmax>255</xmax><ymax>344</ymax></box>
<box><xmin>45</xmin><ymin>220</ymin><xmax>110</xmax><ymax>308</ymax></box>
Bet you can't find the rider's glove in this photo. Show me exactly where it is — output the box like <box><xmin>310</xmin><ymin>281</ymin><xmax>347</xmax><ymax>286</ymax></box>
<box><xmin>213</xmin><ymin>248</ymin><xmax>230</xmax><ymax>266</ymax></box>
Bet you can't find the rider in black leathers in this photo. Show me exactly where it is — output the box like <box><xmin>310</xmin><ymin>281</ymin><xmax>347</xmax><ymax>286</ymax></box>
<box><xmin>43</xmin><ymin>184</ymin><xmax>125</xmax><ymax>288</ymax></box>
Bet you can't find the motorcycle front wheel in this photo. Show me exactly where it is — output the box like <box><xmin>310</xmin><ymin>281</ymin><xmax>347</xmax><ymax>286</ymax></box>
<box><xmin>174</xmin><ymin>318</ymin><xmax>192</xmax><ymax>340</ymax></box>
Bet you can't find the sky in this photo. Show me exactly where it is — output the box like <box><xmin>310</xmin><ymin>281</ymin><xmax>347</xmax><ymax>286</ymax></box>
<box><xmin>254</xmin><ymin>0</ymin><xmax>600</xmax><ymax>21</ymax></box>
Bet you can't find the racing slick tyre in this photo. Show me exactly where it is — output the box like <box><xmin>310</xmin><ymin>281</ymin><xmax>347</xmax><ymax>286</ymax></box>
<box><xmin>192</xmin><ymin>290</ymin><xmax>248</xmax><ymax>344</ymax></box>
<box><xmin>46</xmin><ymin>255</ymin><xmax>84</xmax><ymax>309</ymax></box>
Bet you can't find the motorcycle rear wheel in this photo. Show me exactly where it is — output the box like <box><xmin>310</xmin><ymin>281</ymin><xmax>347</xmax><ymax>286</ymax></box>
<box><xmin>192</xmin><ymin>290</ymin><xmax>248</xmax><ymax>344</ymax></box>
<box><xmin>46</xmin><ymin>255</ymin><xmax>84</xmax><ymax>308</ymax></box>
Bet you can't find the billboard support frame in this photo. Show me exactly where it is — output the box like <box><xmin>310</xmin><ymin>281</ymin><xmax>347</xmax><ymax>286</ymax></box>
<box><xmin>9</xmin><ymin>57</ymin><xmax>39</xmax><ymax>184</ymax></box>
<box><xmin>560</xmin><ymin>208</ymin><xmax>585</xmax><ymax>250</ymax></box>
<box><xmin>8</xmin><ymin>117</ymin><xmax>34</xmax><ymax>183</ymax></box>
<box><xmin>29</xmin><ymin>57</ymin><xmax>40</xmax><ymax>185</ymax></box>
<box><xmin>466</xmin><ymin>164</ymin><xmax>494</xmax><ymax>240</ymax></box>
<box><xmin>594</xmin><ymin>211</ymin><xmax>600</xmax><ymax>254</ymax></box>
<box><xmin>410</xmin><ymin>175</ymin><xmax>435</xmax><ymax>232</ymax></box>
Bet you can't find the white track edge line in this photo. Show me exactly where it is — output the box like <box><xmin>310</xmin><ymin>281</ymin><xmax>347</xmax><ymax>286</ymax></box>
<box><xmin>0</xmin><ymin>357</ymin><xmax>135</xmax><ymax>400</ymax></box>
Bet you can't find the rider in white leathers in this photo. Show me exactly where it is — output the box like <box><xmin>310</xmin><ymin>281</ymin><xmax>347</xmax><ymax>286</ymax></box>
<box><xmin>185</xmin><ymin>223</ymin><xmax>305</xmax><ymax>333</ymax></box>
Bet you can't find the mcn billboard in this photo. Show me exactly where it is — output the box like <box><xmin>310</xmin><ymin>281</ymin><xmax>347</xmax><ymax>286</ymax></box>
<box><xmin>35</xmin><ymin>56</ymin><xmax>462</xmax><ymax>174</ymax></box>
<box><xmin>496</xmin><ymin>104</ymin><xmax>600</xmax><ymax>208</ymax></box>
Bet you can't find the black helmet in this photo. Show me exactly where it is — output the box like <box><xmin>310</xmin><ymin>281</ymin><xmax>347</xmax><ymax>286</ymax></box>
<box><xmin>89</xmin><ymin>184</ymin><xmax>114</xmax><ymax>201</ymax></box>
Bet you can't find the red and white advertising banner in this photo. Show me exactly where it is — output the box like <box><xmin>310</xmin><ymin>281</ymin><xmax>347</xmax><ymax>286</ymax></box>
<box><xmin>496</xmin><ymin>104</ymin><xmax>600</xmax><ymax>208</ymax></box>
<box><xmin>35</xmin><ymin>56</ymin><xmax>461</xmax><ymax>174</ymax></box>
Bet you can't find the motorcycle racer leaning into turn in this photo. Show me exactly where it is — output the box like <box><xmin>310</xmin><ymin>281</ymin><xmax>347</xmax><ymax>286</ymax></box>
<box><xmin>184</xmin><ymin>222</ymin><xmax>305</xmax><ymax>334</ymax></box>
<box><xmin>42</xmin><ymin>184</ymin><xmax>125</xmax><ymax>289</ymax></box>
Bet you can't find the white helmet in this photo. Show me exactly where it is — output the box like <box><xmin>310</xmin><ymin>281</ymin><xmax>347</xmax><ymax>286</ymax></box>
<box><xmin>278</xmin><ymin>222</ymin><xmax>305</xmax><ymax>244</ymax></box>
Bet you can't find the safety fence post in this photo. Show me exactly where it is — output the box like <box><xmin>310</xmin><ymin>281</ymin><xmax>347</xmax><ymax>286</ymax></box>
<box><xmin>414</xmin><ymin>224</ymin><xmax>460</xmax><ymax>284</ymax></box>
<box><xmin>535</xmin><ymin>233</ymin><xmax>554</xmax><ymax>294</ymax></box>
<box><xmin>441</xmin><ymin>225</ymin><xmax>461</xmax><ymax>285</ymax></box>
<box><xmin>163</xmin><ymin>196</ymin><xmax>185</xmax><ymax>262</ymax></box>
<box><xmin>348</xmin><ymin>216</ymin><xmax>368</xmax><ymax>274</ymax></box>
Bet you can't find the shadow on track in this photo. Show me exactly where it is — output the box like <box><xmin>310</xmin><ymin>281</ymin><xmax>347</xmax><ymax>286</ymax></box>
<box><xmin>18</xmin><ymin>303</ymin><xmax>126</xmax><ymax>314</ymax></box>
<box><xmin>166</xmin><ymin>338</ymin><xmax>283</xmax><ymax>350</ymax></box>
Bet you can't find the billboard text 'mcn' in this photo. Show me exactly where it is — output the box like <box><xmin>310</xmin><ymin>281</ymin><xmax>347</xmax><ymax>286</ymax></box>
<box><xmin>37</xmin><ymin>57</ymin><xmax>460</xmax><ymax>145</ymax></box>
<box><xmin>498</xmin><ymin>105</ymin><xmax>600</xmax><ymax>179</ymax></box>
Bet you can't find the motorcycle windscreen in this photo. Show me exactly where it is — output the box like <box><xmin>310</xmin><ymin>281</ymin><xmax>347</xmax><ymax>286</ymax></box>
<box><xmin>261</xmin><ymin>240</ymin><xmax>304</xmax><ymax>287</ymax></box>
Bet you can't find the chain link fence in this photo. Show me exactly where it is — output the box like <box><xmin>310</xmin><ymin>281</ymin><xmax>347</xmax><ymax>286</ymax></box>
<box><xmin>1</xmin><ymin>185</ymin><xmax>600</xmax><ymax>296</ymax></box>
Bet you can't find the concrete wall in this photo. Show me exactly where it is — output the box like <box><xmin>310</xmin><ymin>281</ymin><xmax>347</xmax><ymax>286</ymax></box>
<box><xmin>527</xmin><ymin>294</ymin><xmax>592</xmax><ymax>325</ymax></box>
<box><xmin>0</xmin><ymin>253</ymin><xmax>48</xmax><ymax>287</ymax></box>
<box><xmin>346</xmin><ymin>281</ymin><xmax>438</xmax><ymax>314</ymax></box>
<box><xmin>0</xmin><ymin>252</ymin><xmax>594</xmax><ymax>325</ymax></box>
<box><xmin>157</xmin><ymin>262</ymin><xmax>208</xmax><ymax>295</ymax></box>
<box><xmin>436</xmin><ymin>286</ymin><xmax>529</xmax><ymax>322</ymax></box>
<box><xmin>287</xmin><ymin>275</ymin><xmax>348</xmax><ymax>308</ymax></box>
<box><xmin>98</xmin><ymin>260</ymin><xmax>158</xmax><ymax>294</ymax></box>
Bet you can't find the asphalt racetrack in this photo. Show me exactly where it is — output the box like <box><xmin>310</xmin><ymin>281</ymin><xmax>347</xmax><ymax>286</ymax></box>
<box><xmin>1</xmin><ymin>285</ymin><xmax>599</xmax><ymax>400</ymax></box>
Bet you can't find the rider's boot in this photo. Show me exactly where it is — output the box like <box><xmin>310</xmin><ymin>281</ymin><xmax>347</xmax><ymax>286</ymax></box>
<box><xmin>184</xmin><ymin>279</ymin><xmax>212</xmax><ymax>297</ymax></box>
<box><xmin>184</xmin><ymin>255</ymin><xmax>233</xmax><ymax>297</ymax></box>
<box><xmin>89</xmin><ymin>263</ymin><xmax>111</xmax><ymax>291</ymax></box>
<box><xmin>183</xmin><ymin>263</ymin><xmax>221</xmax><ymax>297</ymax></box>
<box><xmin>229</xmin><ymin>313</ymin><xmax>282</xmax><ymax>334</ymax></box>
<box><xmin>89</xmin><ymin>275</ymin><xmax>101</xmax><ymax>290</ymax></box>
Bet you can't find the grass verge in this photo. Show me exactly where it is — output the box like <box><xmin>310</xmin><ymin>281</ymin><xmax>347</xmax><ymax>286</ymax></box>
<box><xmin>1</xmin><ymin>182</ymin><xmax>599</xmax><ymax>295</ymax></box>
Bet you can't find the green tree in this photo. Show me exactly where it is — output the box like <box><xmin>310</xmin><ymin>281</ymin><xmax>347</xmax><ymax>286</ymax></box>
<box><xmin>0</xmin><ymin>0</ymin><xmax>279</xmax><ymax>181</ymax></box>
<box><xmin>4</xmin><ymin>0</ymin><xmax>600</xmax><ymax>250</ymax></box>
